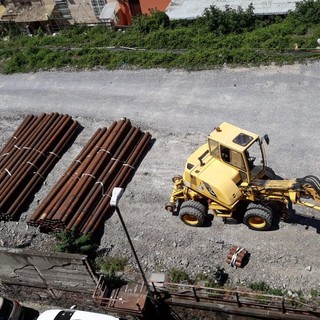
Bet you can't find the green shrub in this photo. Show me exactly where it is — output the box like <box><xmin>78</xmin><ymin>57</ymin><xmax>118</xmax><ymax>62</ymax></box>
<box><xmin>311</xmin><ymin>289</ymin><xmax>319</xmax><ymax>298</ymax></box>
<box><xmin>290</xmin><ymin>0</ymin><xmax>320</xmax><ymax>24</ymax></box>
<box><xmin>202</xmin><ymin>4</ymin><xmax>256</xmax><ymax>35</ymax></box>
<box><xmin>169</xmin><ymin>268</ymin><xmax>189</xmax><ymax>283</ymax></box>
<box><xmin>98</xmin><ymin>256</ymin><xmax>128</xmax><ymax>274</ymax></box>
<box><xmin>249</xmin><ymin>281</ymin><xmax>283</xmax><ymax>296</ymax></box>
<box><xmin>133</xmin><ymin>10</ymin><xmax>170</xmax><ymax>34</ymax></box>
<box><xmin>54</xmin><ymin>230</ymin><xmax>98</xmax><ymax>256</ymax></box>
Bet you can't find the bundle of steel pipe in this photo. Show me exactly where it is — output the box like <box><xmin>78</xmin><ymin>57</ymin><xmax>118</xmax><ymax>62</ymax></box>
<box><xmin>0</xmin><ymin>113</ymin><xmax>80</xmax><ymax>221</ymax></box>
<box><xmin>226</xmin><ymin>246</ymin><xmax>249</xmax><ymax>268</ymax></box>
<box><xmin>28</xmin><ymin>118</ymin><xmax>151</xmax><ymax>236</ymax></box>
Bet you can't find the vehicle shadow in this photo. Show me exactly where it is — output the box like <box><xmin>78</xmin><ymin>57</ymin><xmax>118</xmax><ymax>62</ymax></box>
<box><xmin>285</xmin><ymin>210</ymin><xmax>320</xmax><ymax>234</ymax></box>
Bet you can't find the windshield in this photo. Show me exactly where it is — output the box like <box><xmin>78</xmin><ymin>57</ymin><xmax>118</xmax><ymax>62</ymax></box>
<box><xmin>0</xmin><ymin>298</ymin><xmax>13</xmax><ymax>318</ymax></box>
<box><xmin>208</xmin><ymin>139</ymin><xmax>219</xmax><ymax>157</ymax></box>
<box><xmin>246</xmin><ymin>139</ymin><xmax>264</xmax><ymax>179</ymax></box>
<box><xmin>54</xmin><ymin>311</ymin><xmax>75</xmax><ymax>320</ymax></box>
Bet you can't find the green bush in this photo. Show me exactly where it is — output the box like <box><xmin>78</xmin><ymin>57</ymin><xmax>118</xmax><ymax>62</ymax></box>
<box><xmin>249</xmin><ymin>281</ymin><xmax>283</xmax><ymax>295</ymax></box>
<box><xmin>290</xmin><ymin>0</ymin><xmax>320</xmax><ymax>24</ymax></box>
<box><xmin>54</xmin><ymin>230</ymin><xmax>98</xmax><ymax>256</ymax></box>
<box><xmin>133</xmin><ymin>10</ymin><xmax>170</xmax><ymax>33</ymax></box>
<box><xmin>169</xmin><ymin>268</ymin><xmax>189</xmax><ymax>283</ymax></box>
<box><xmin>98</xmin><ymin>256</ymin><xmax>128</xmax><ymax>274</ymax></box>
<box><xmin>201</xmin><ymin>4</ymin><xmax>256</xmax><ymax>35</ymax></box>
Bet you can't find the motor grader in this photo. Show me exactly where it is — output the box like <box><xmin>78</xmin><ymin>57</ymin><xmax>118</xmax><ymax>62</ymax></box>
<box><xmin>165</xmin><ymin>122</ymin><xmax>320</xmax><ymax>231</ymax></box>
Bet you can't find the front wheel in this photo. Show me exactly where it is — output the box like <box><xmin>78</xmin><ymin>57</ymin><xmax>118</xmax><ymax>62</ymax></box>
<box><xmin>179</xmin><ymin>200</ymin><xmax>207</xmax><ymax>227</ymax></box>
<box><xmin>243</xmin><ymin>203</ymin><xmax>273</xmax><ymax>231</ymax></box>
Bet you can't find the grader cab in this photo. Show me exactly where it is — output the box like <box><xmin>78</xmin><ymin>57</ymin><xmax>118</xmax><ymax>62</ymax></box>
<box><xmin>165</xmin><ymin>122</ymin><xmax>320</xmax><ymax>231</ymax></box>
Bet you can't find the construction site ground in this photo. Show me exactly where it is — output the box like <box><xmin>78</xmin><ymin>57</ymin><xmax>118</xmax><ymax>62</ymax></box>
<box><xmin>0</xmin><ymin>63</ymin><xmax>319</xmax><ymax>308</ymax></box>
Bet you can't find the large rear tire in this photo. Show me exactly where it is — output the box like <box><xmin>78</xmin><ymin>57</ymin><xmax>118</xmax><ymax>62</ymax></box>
<box><xmin>179</xmin><ymin>200</ymin><xmax>206</xmax><ymax>227</ymax></box>
<box><xmin>243</xmin><ymin>203</ymin><xmax>273</xmax><ymax>231</ymax></box>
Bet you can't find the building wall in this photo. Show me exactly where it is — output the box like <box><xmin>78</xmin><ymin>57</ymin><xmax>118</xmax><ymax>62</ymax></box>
<box><xmin>117</xmin><ymin>0</ymin><xmax>132</xmax><ymax>25</ymax></box>
<box><xmin>116</xmin><ymin>0</ymin><xmax>171</xmax><ymax>26</ymax></box>
<box><xmin>140</xmin><ymin>0</ymin><xmax>170</xmax><ymax>14</ymax></box>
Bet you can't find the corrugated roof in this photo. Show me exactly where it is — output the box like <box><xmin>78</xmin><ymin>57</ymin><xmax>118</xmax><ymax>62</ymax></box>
<box><xmin>165</xmin><ymin>0</ymin><xmax>297</xmax><ymax>19</ymax></box>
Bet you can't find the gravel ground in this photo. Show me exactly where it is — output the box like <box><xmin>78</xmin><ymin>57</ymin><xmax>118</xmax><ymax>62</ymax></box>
<box><xmin>0</xmin><ymin>64</ymin><xmax>319</xmax><ymax>299</ymax></box>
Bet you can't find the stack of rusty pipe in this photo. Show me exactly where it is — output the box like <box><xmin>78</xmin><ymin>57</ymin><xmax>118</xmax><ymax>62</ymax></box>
<box><xmin>28</xmin><ymin>118</ymin><xmax>151</xmax><ymax>236</ymax></box>
<box><xmin>226</xmin><ymin>246</ymin><xmax>249</xmax><ymax>268</ymax></box>
<box><xmin>0</xmin><ymin>113</ymin><xmax>80</xmax><ymax>221</ymax></box>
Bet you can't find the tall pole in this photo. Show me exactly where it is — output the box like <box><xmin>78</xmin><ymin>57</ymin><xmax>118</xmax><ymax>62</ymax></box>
<box><xmin>110</xmin><ymin>188</ymin><xmax>159</xmax><ymax>314</ymax></box>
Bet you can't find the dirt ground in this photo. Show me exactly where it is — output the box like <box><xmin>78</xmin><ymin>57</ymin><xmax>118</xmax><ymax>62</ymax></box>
<box><xmin>0</xmin><ymin>65</ymin><xmax>319</xmax><ymax>305</ymax></box>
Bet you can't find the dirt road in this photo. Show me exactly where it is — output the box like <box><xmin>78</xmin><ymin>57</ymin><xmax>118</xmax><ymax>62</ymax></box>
<box><xmin>0</xmin><ymin>64</ymin><xmax>319</xmax><ymax>295</ymax></box>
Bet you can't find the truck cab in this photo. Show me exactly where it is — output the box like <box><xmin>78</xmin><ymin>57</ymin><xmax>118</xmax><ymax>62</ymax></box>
<box><xmin>183</xmin><ymin>122</ymin><xmax>269</xmax><ymax>209</ymax></box>
<box><xmin>208</xmin><ymin>122</ymin><xmax>268</xmax><ymax>184</ymax></box>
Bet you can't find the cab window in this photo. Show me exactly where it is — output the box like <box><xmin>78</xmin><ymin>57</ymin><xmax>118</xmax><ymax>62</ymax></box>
<box><xmin>208</xmin><ymin>139</ymin><xmax>219</xmax><ymax>157</ymax></box>
<box><xmin>220</xmin><ymin>146</ymin><xmax>246</xmax><ymax>171</ymax></box>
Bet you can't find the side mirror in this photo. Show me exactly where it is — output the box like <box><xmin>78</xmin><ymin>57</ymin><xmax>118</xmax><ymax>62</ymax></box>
<box><xmin>262</xmin><ymin>134</ymin><xmax>270</xmax><ymax>145</ymax></box>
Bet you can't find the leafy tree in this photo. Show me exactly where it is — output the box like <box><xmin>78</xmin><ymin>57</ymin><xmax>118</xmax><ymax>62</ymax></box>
<box><xmin>290</xmin><ymin>0</ymin><xmax>320</xmax><ymax>24</ymax></box>
<box><xmin>201</xmin><ymin>4</ymin><xmax>256</xmax><ymax>35</ymax></box>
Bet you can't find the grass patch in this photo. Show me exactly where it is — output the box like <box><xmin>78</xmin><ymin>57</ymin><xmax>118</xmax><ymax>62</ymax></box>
<box><xmin>249</xmin><ymin>281</ymin><xmax>283</xmax><ymax>296</ymax></box>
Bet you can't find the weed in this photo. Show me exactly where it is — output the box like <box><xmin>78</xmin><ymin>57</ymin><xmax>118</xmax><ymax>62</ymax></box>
<box><xmin>54</xmin><ymin>230</ymin><xmax>98</xmax><ymax>257</ymax></box>
<box><xmin>169</xmin><ymin>268</ymin><xmax>189</xmax><ymax>283</ymax></box>
<box><xmin>249</xmin><ymin>281</ymin><xmax>283</xmax><ymax>296</ymax></box>
<box><xmin>97</xmin><ymin>256</ymin><xmax>128</xmax><ymax>274</ymax></box>
<box><xmin>311</xmin><ymin>289</ymin><xmax>319</xmax><ymax>298</ymax></box>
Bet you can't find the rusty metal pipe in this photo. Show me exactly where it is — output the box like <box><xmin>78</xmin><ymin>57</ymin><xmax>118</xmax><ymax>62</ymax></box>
<box><xmin>28</xmin><ymin>127</ymin><xmax>107</xmax><ymax>225</ymax></box>
<box><xmin>0</xmin><ymin>113</ymin><xmax>65</xmax><ymax>209</ymax></box>
<box><xmin>42</xmin><ymin>126</ymin><xmax>115</xmax><ymax>222</ymax></box>
<box><xmin>56</xmin><ymin>119</ymin><xmax>131</xmax><ymax>224</ymax></box>
<box><xmin>0</xmin><ymin>114</ymin><xmax>74</xmax><ymax>216</ymax></box>
<box><xmin>0</xmin><ymin>114</ymin><xmax>36</xmax><ymax>157</ymax></box>
<box><xmin>0</xmin><ymin>113</ymin><xmax>50</xmax><ymax>187</ymax></box>
<box><xmin>36</xmin><ymin>122</ymin><xmax>118</xmax><ymax>225</ymax></box>
<box><xmin>9</xmin><ymin>120</ymin><xmax>80</xmax><ymax>218</ymax></box>
<box><xmin>0</xmin><ymin>113</ymin><xmax>60</xmax><ymax>192</ymax></box>
<box><xmin>50</xmin><ymin>120</ymin><xmax>123</xmax><ymax>223</ymax></box>
<box><xmin>69</xmin><ymin>126</ymin><xmax>140</xmax><ymax>231</ymax></box>
<box><xmin>83</xmin><ymin>132</ymin><xmax>151</xmax><ymax>235</ymax></box>
<box><xmin>98</xmin><ymin>133</ymin><xmax>151</xmax><ymax>219</ymax></box>
<box><xmin>0</xmin><ymin>114</ymin><xmax>40</xmax><ymax>165</ymax></box>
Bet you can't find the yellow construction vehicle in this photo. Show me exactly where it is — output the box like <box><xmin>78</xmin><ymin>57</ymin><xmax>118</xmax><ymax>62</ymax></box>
<box><xmin>165</xmin><ymin>122</ymin><xmax>320</xmax><ymax>231</ymax></box>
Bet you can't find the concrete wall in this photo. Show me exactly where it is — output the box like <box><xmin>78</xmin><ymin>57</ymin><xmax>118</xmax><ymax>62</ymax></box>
<box><xmin>0</xmin><ymin>247</ymin><xmax>98</xmax><ymax>293</ymax></box>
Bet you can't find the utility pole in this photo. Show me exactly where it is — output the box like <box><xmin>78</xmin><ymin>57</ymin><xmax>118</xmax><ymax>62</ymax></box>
<box><xmin>110</xmin><ymin>187</ymin><xmax>159</xmax><ymax>315</ymax></box>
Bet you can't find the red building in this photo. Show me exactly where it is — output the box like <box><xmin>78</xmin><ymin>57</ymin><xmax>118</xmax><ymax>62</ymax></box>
<box><xmin>101</xmin><ymin>0</ymin><xmax>171</xmax><ymax>26</ymax></box>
